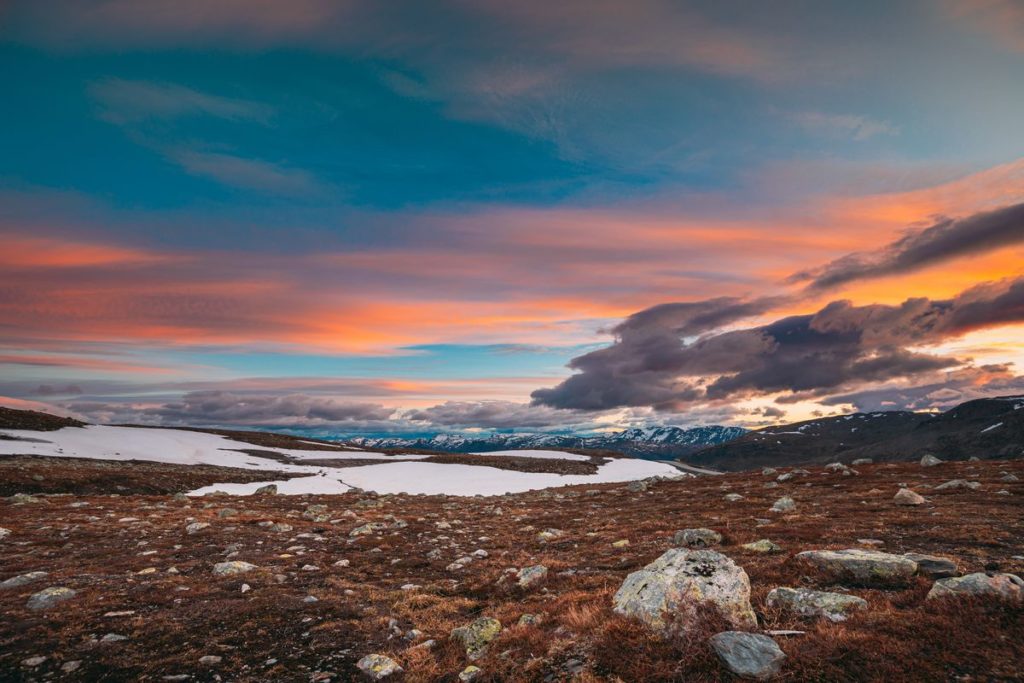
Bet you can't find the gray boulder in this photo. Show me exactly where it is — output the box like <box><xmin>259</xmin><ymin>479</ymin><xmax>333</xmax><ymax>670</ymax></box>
<box><xmin>1</xmin><ymin>571</ymin><xmax>48</xmax><ymax>590</ymax></box>
<box><xmin>796</xmin><ymin>549</ymin><xmax>918</xmax><ymax>587</ymax></box>
<box><xmin>254</xmin><ymin>484</ymin><xmax>278</xmax><ymax>495</ymax></box>
<box><xmin>26</xmin><ymin>586</ymin><xmax>77</xmax><ymax>611</ymax></box>
<box><xmin>675</xmin><ymin>528</ymin><xmax>722</xmax><ymax>548</ymax></box>
<box><xmin>709</xmin><ymin>631</ymin><xmax>785</xmax><ymax>680</ymax></box>
<box><xmin>926</xmin><ymin>572</ymin><xmax>1023</xmax><ymax>602</ymax></box>
<box><xmin>766</xmin><ymin>587</ymin><xmax>867</xmax><ymax>622</ymax></box>
<box><xmin>612</xmin><ymin>549</ymin><xmax>756</xmax><ymax>633</ymax></box>
<box><xmin>770</xmin><ymin>497</ymin><xmax>796</xmax><ymax>513</ymax></box>
<box><xmin>920</xmin><ymin>454</ymin><xmax>943</xmax><ymax>467</ymax></box>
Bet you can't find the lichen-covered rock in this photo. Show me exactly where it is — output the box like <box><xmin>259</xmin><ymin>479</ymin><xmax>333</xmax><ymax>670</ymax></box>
<box><xmin>450</xmin><ymin>617</ymin><xmax>502</xmax><ymax>660</ymax></box>
<box><xmin>926</xmin><ymin>572</ymin><xmax>1023</xmax><ymax>602</ymax></box>
<box><xmin>302</xmin><ymin>504</ymin><xmax>329</xmax><ymax>522</ymax></box>
<box><xmin>709</xmin><ymin>631</ymin><xmax>785</xmax><ymax>680</ymax></box>
<box><xmin>26</xmin><ymin>586</ymin><xmax>76</xmax><ymax>611</ymax></box>
<box><xmin>796</xmin><ymin>549</ymin><xmax>917</xmax><ymax>587</ymax></box>
<box><xmin>920</xmin><ymin>454</ymin><xmax>943</xmax><ymax>467</ymax></box>
<box><xmin>612</xmin><ymin>549</ymin><xmax>757</xmax><ymax>633</ymax></box>
<box><xmin>536</xmin><ymin>528</ymin><xmax>563</xmax><ymax>542</ymax></box>
<box><xmin>766</xmin><ymin>587</ymin><xmax>867</xmax><ymax>622</ymax></box>
<box><xmin>770</xmin><ymin>497</ymin><xmax>796</xmax><ymax>513</ymax></box>
<box><xmin>212</xmin><ymin>561</ymin><xmax>257</xmax><ymax>576</ymax></box>
<box><xmin>459</xmin><ymin>665</ymin><xmax>482</xmax><ymax>682</ymax></box>
<box><xmin>904</xmin><ymin>553</ymin><xmax>958</xmax><ymax>579</ymax></box>
<box><xmin>893</xmin><ymin>488</ymin><xmax>925</xmax><ymax>506</ymax></box>
<box><xmin>516</xmin><ymin>565</ymin><xmax>548</xmax><ymax>588</ymax></box>
<box><xmin>254</xmin><ymin>484</ymin><xmax>278</xmax><ymax>495</ymax></box>
<box><xmin>356</xmin><ymin>654</ymin><xmax>403</xmax><ymax>679</ymax></box>
<box><xmin>742</xmin><ymin>540</ymin><xmax>782</xmax><ymax>554</ymax></box>
<box><xmin>674</xmin><ymin>528</ymin><xmax>722</xmax><ymax>548</ymax></box>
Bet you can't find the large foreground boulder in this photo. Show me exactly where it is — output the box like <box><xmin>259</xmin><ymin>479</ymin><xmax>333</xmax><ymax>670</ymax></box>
<box><xmin>709</xmin><ymin>631</ymin><xmax>785</xmax><ymax>680</ymax></box>
<box><xmin>926</xmin><ymin>573</ymin><xmax>1023</xmax><ymax>602</ymax></box>
<box><xmin>612</xmin><ymin>549</ymin><xmax>756</xmax><ymax>633</ymax></box>
<box><xmin>796</xmin><ymin>549</ymin><xmax>917</xmax><ymax>587</ymax></box>
<box><xmin>766</xmin><ymin>587</ymin><xmax>867</xmax><ymax>622</ymax></box>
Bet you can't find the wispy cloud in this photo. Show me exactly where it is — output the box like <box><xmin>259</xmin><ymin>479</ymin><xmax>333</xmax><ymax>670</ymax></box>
<box><xmin>790</xmin><ymin>111</ymin><xmax>899</xmax><ymax>141</ymax></box>
<box><xmin>90</xmin><ymin>78</ymin><xmax>274</xmax><ymax>125</ymax></box>
<box><xmin>168</xmin><ymin>149</ymin><xmax>326</xmax><ymax>196</ymax></box>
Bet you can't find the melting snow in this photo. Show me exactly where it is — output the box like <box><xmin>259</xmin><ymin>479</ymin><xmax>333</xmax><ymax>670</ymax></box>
<box><xmin>980</xmin><ymin>422</ymin><xmax>1004</xmax><ymax>434</ymax></box>
<box><xmin>470</xmin><ymin>449</ymin><xmax>592</xmax><ymax>461</ymax></box>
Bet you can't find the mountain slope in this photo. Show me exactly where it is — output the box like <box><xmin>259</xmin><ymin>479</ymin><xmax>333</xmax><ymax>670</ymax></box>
<box><xmin>686</xmin><ymin>395</ymin><xmax>1024</xmax><ymax>471</ymax></box>
<box><xmin>349</xmin><ymin>425</ymin><xmax>747</xmax><ymax>460</ymax></box>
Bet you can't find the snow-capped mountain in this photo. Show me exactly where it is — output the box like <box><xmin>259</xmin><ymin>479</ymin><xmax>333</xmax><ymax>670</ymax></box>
<box><xmin>348</xmin><ymin>425</ymin><xmax>747</xmax><ymax>460</ymax></box>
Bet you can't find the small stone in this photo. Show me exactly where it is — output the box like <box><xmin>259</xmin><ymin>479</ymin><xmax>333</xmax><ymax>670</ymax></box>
<box><xmin>612</xmin><ymin>539</ymin><xmax>630</xmax><ymax>548</ymax></box>
<box><xmin>770</xmin><ymin>497</ymin><xmax>796</xmax><ymax>513</ymax></box>
<box><xmin>725</xmin><ymin>493</ymin><xmax>745</xmax><ymax>502</ymax></box>
<box><xmin>851</xmin><ymin>458</ymin><xmax>873</xmax><ymax>465</ymax></box>
<box><xmin>26</xmin><ymin>586</ymin><xmax>76</xmax><ymax>610</ymax></box>
<box><xmin>22</xmin><ymin>656</ymin><xmax>46</xmax><ymax>667</ymax></box>
<box><xmin>742</xmin><ymin>540</ymin><xmax>782</xmax><ymax>554</ymax></box>
<box><xmin>199</xmin><ymin>655</ymin><xmax>222</xmax><ymax>665</ymax></box>
<box><xmin>517</xmin><ymin>613</ymin><xmax>539</xmax><ymax>626</ymax></box>
<box><xmin>537</xmin><ymin>528</ymin><xmax>564</xmax><ymax>542</ymax></box>
<box><xmin>218</xmin><ymin>508</ymin><xmax>239</xmax><ymax>518</ymax></box>
<box><xmin>709</xmin><ymin>631</ymin><xmax>786</xmax><ymax>680</ymax></box>
<box><xmin>101</xmin><ymin>633</ymin><xmax>128</xmax><ymax>643</ymax></box>
<box><xmin>356</xmin><ymin>654</ymin><xmax>403</xmax><ymax>679</ymax></box>
<box><xmin>61</xmin><ymin>661</ymin><xmax>81</xmax><ymax>673</ymax></box>
<box><xmin>893</xmin><ymin>488</ymin><xmax>925</xmax><ymax>506</ymax></box>
<box><xmin>1000</xmin><ymin>473</ymin><xmax>1019</xmax><ymax>483</ymax></box>
<box><xmin>459</xmin><ymin>665</ymin><xmax>482</xmax><ymax>682</ymax></box>
<box><xmin>186</xmin><ymin>522</ymin><xmax>210</xmax><ymax>534</ymax></box>
<box><xmin>920</xmin><ymin>454</ymin><xmax>943</xmax><ymax>467</ymax></box>
<box><xmin>254</xmin><ymin>484</ymin><xmax>278</xmax><ymax>495</ymax></box>
<box><xmin>675</xmin><ymin>528</ymin><xmax>723</xmax><ymax>548</ymax></box>
<box><xmin>213</xmin><ymin>561</ymin><xmax>257</xmax><ymax>576</ymax></box>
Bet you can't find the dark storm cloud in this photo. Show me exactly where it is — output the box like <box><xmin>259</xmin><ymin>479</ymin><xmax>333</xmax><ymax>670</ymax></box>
<box><xmin>532</xmin><ymin>276</ymin><xmax>1024</xmax><ymax>411</ymax></box>
<box><xmin>789</xmin><ymin>201</ymin><xmax>1024</xmax><ymax>290</ymax></box>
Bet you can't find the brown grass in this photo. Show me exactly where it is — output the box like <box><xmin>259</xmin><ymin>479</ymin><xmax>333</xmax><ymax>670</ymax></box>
<box><xmin>0</xmin><ymin>458</ymin><xmax>1022</xmax><ymax>681</ymax></box>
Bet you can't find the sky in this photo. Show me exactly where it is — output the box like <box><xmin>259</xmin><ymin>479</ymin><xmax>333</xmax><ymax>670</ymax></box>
<box><xmin>1</xmin><ymin>0</ymin><xmax>1023</xmax><ymax>436</ymax></box>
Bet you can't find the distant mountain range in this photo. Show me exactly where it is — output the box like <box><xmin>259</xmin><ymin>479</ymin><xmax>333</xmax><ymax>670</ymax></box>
<box><xmin>685</xmin><ymin>395</ymin><xmax>1024</xmax><ymax>471</ymax></box>
<box><xmin>348</xmin><ymin>425</ymin><xmax>748</xmax><ymax>460</ymax></box>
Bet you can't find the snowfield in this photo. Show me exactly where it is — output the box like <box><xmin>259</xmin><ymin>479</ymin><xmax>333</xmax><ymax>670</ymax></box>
<box><xmin>0</xmin><ymin>424</ymin><xmax>683</xmax><ymax>496</ymax></box>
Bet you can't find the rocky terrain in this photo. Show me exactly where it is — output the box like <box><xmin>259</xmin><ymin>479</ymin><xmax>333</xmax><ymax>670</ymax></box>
<box><xmin>1</xmin><ymin>453</ymin><xmax>1022</xmax><ymax>681</ymax></box>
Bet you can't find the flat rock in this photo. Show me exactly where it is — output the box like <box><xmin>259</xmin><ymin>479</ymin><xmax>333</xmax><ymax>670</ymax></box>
<box><xmin>934</xmin><ymin>479</ymin><xmax>981</xmax><ymax>491</ymax></box>
<box><xmin>796</xmin><ymin>549</ymin><xmax>917</xmax><ymax>587</ymax></box>
<box><xmin>674</xmin><ymin>528</ymin><xmax>722</xmax><ymax>548</ymax></box>
<box><xmin>612</xmin><ymin>548</ymin><xmax>757</xmax><ymax>633</ymax></box>
<box><xmin>904</xmin><ymin>553</ymin><xmax>958</xmax><ymax>579</ymax></box>
<box><xmin>709</xmin><ymin>631</ymin><xmax>785</xmax><ymax>680</ymax></box>
<box><xmin>766</xmin><ymin>587</ymin><xmax>867</xmax><ymax>622</ymax></box>
<box><xmin>926</xmin><ymin>572</ymin><xmax>1023</xmax><ymax>601</ymax></box>
<box><xmin>1</xmin><ymin>571</ymin><xmax>48</xmax><ymax>590</ymax></box>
